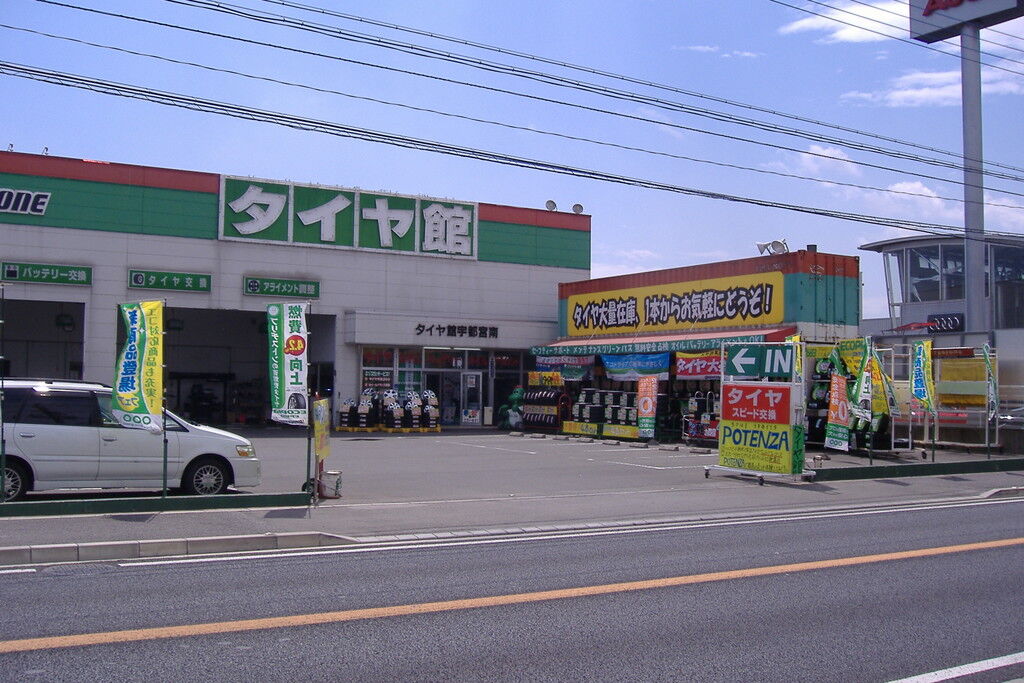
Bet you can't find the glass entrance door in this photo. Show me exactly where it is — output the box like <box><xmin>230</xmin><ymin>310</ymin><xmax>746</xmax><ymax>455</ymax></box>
<box><xmin>461</xmin><ymin>371</ymin><xmax>482</xmax><ymax>425</ymax></box>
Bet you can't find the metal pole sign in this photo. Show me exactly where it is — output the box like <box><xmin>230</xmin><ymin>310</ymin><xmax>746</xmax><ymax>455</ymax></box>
<box><xmin>637</xmin><ymin>375</ymin><xmax>657</xmax><ymax>439</ymax></box>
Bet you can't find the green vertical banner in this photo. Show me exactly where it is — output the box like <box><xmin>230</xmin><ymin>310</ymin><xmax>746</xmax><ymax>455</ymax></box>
<box><xmin>848</xmin><ymin>337</ymin><xmax>873</xmax><ymax>421</ymax></box>
<box><xmin>268</xmin><ymin>302</ymin><xmax>309</xmax><ymax>425</ymax></box>
<box><xmin>911</xmin><ymin>340</ymin><xmax>935</xmax><ymax>414</ymax></box>
<box><xmin>112</xmin><ymin>300</ymin><xmax>164</xmax><ymax>431</ymax></box>
<box><xmin>983</xmin><ymin>343</ymin><xmax>998</xmax><ymax>420</ymax></box>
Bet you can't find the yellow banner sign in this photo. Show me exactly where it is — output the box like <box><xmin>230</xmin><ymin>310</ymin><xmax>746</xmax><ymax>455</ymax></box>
<box><xmin>718</xmin><ymin>420</ymin><xmax>798</xmax><ymax>474</ymax></box>
<box><xmin>602</xmin><ymin>424</ymin><xmax>640</xmax><ymax>440</ymax></box>
<box><xmin>567</xmin><ymin>272</ymin><xmax>784</xmax><ymax>336</ymax></box>
<box><xmin>562</xmin><ymin>421</ymin><xmax>600</xmax><ymax>436</ymax></box>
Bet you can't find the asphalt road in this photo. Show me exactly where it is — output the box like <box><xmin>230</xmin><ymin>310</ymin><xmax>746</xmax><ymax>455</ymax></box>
<box><xmin>2</xmin><ymin>498</ymin><xmax>1022</xmax><ymax>681</ymax></box>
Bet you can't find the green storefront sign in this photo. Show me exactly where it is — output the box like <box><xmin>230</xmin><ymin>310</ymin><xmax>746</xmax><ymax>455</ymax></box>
<box><xmin>129</xmin><ymin>269</ymin><xmax>211</xmax><ymax>292</ymax></box>
<box><xmin>2</xmin><ymin>261</ymin><xmax>92</xmax><ymax>285</ymax></box>
<box><xmin>220</xmin><ymin>177</ymin><xmax>475</xmax><ymax>258</ymax></box>
<box><xmin>244</xmin><ymin>277</ymin><xmax>319</xmax><ymax>298</ymax></box>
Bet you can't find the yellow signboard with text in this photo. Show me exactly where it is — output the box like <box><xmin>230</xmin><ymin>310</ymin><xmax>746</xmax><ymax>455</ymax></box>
<box><xmin>566</xmin><ymin>272</ymin><xmax>785</xmax><ymax>337</ymax></box>
<box><xmin>718</xmin><ymin>420</ymin><xmax>800</xmax><ymax>474</ymax></box>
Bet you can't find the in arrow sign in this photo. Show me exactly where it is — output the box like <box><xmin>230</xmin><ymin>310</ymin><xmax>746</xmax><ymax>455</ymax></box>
<box><xmin>730</xmin><ymin>347</ymin><xmax>756</xmax><ymax>374</ymax></box>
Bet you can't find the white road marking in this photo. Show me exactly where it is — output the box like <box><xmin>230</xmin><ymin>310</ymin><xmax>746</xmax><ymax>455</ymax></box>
<box><xmin>888</xmin><ymin>650</ymin><xmax>1024</xmax><ymax>682</ymax></box>
<box><xmin>116</xmin><ymin>498</ymin><xmax>1024</xmax><ymax>568</ymax></box>
<box><xmin>606</xmin><ymin>461</ymin><xmax>691</xmax><ymax>470</ymax></box>
<box><xmin>449</xmin><ymin>442</ymin><xmax>537</xmax><ymax>454</ymax></box>
<box><xmin>0</xmin><ymin>568</ymin><xmax>37</xmax><ymax>575</ymax></box>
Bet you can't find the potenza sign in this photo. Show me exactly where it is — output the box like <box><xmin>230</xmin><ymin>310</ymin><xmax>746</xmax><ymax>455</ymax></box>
<box><xmin>566</xmin><ymin>272</ymin><xmax>784</xmax><ymax>336</ymax></box>
<box><xmin>910</xmin><ymin>0</ymin><xmax>1024</xmax><ymax>42</ymax></box>
<box><xmin>220</xmin><ymin>177</ymin><xmax>477</xmax><ymax>259</ymax></box>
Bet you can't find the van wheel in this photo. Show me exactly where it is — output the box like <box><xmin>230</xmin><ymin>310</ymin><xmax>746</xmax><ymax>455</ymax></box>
<box><xmin>182</xmin><ymin>459</ymin><xmax>229</xmax><ymax>495</ymax></box>
<box><xmin>3</xmin><ymin>462</ymin><xmax>29</xmax><ymax>502</ymax></box>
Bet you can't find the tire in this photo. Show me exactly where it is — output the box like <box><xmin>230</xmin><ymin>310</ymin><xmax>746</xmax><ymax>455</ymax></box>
<box><xmin>182</xmin><ymin>458</ymin><xmax>230</xmax><ymax>496</ymax></box>
<box><xmin>3</xmin><ymin>461</ymin><xmax>29</xmax><ymax>502</ymax></box>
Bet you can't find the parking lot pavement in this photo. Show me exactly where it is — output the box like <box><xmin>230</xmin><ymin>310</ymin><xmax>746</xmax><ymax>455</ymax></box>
<box><xmin>3</xmin><ymin>431</ymin><xmax>1023</xmax><ymax>560</ymax></box>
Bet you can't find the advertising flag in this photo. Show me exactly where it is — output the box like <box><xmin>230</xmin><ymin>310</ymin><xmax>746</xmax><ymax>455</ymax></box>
<box><xmin>911</xmin><ymin>340</ymin><xmax>936</xmax><ymax>413</ymax></box>
<box><xmin>848</xmin><ymin>337</ymin><xmax>873</xmax><ymax>421</ymax></box>
<box><xmin>313</xmin><ymin>398</ymin><xmax>331</xmax><ymax>462</ymax></box>
<box><xmin>268</xmin><ymin>302</ymin><xmax>308</xmax><ymax>425</ymax></box>
<box><xmin>637</xmin><ymin>375</ymin><xmax>658</xmax><ymax>439</ymax></box>
<box><xmin>112</xmin><ymin>300</ymin><xmax>164</xmax><ymax>431</ymax></box>
<box><xmin>873</xmin><ymin>349</ymin><xmax>901</xmax><ymax>418</ymax></box>
<box><xmin>824</xmin><ymin>372</ymin><xmax>850</xmax><ymax>451</ymax></box>
<box><xmin>983</xmin><ymin>343</ymin><xmax>998</xmax><ymax>420</ymax></box>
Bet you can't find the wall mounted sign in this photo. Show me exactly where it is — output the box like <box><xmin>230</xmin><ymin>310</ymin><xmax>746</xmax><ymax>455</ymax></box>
<box><xmin>221</xmin><ymin>177</ymin><xmax>477</xmax><ymax>259</ymax></box>
<box><xmin>244</xmin><ymin>277</ymin><xmax>319</xmax><ymax>298</ymax></box>
<box><xmin>566</xmin><ymin>272</ymin><xmax>784</xmax><ymax>337</ymax></box>
<box><xmin>2</xmin><ymin>261</ymin><xmax>91</xmax><ymax>285</ymax></box>
<box><xmin>129</xmin><ymin>269</ymin><xmax>211</xmax><ymax>292</ymax></box>
<box><xmin>927</xmin><ymin>313</ymin><xmax>965</xmax><ymax>333</ymax></box>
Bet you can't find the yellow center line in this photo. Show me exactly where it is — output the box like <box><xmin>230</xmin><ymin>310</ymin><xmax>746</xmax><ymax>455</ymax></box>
<box><xmin>2</xmin><ymin>536</ymin><xmax>1022</xmax><ymax>654</ymax></box>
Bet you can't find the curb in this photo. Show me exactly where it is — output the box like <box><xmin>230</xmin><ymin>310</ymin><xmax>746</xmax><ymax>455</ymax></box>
<box><xmin>0</xmin><ymin>531</ymin><xmax>357</xmax><ymax>567</ymax></box>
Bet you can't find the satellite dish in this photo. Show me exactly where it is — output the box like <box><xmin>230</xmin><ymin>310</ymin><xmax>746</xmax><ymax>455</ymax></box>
<box><xmin>545</xmin><ymin>199</ymin><xmax>557</xmax><ymax>211</ymax></box>
<box><xmin>756</xmin><ymin>239</ymin><xmax>790</xmax><ymax>255</ymax></box>
<box><xmin>571</xmin><ymin>203</ymin><xmax>584</xmax><ymax>214</ymax></box>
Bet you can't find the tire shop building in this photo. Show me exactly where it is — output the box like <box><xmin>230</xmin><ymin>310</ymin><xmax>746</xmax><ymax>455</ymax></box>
<box><xmin>0</xmin><ymin>151</ymin><xmax>590</xmax><ymax>426</ymax></box>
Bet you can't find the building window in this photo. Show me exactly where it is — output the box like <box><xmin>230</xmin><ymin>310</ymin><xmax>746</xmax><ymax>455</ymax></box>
<box><xmin>362</xmin><ymin>347</ymin><xmax>394</xmax><ymax>368</ymax></box>
<box><xmin>884</xmin><ymin>250</ymin><xmax>904</xmax><ymax>313</ymax></box>
<box><xmin>942</xmin><ymin>244</ymin><xmax>964</xmax><ymax>300</ymax></box>
<box><xmin>907</xmin><ymin>246</ymin><xmax>941</xmax><ymax>302</ymax></box>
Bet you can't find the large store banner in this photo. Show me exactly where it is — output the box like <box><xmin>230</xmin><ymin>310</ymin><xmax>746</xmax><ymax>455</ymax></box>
<box><xmin>313</xmin><ymin>398</ymin><xmax>331</xmax><ymax>463</ymax></box>
<box><xmin>567</xmin><ymin>272</ymin><xmax>784</xmax><ymax>336</ymax></box>
<box><xmin>112</xmin><ymin>300</ymin><xmax>164</xmax><ymax>431</ymax></box>
<box><xmin>675</xmin><ymin>351</ymin><xmax>721</xmax><ymax>378</ymax></box>
<box><xmin>267</xmin><ymin>303</ymin><xmax>309</xmax><ymax>425</ymax></box>
<box><xmin>911</xmin><ymin>340</ymin><xmax>936</xmax><ymax>413</ymax></box>
<box><xmin>718</xmin><ymin>382</ymin><xmax>803</xmax><ymax>475</ymax></box>
<box><xmin>600</xmin><ymin>353</ymin><xmax>670</xmax><ymax>381</ymax></box>
<box><xmin>637</xmin><ymin>376</ymin><xmax>658</xmax><ymax>439</ymax></box>
<box><xmin>536</xmin><ymin>355</ymin><xmax>594</xmax><ymax>381</ymax></box>
<box><xmin>220</xmin><ymin>177</ymin><xmax>477</xmax><ymax>259</ymax></box>
<box><xmin>824</xmin><ymin>372</ymin><xmax>850</xmax><ymax>451</ymax></box>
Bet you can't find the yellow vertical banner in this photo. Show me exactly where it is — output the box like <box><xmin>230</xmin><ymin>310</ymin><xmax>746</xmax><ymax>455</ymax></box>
<box><xmin>112</xmin><ymin>300</ymin><xmax>163</xmax><ymax>430</ymax></box>
<box><xmin>313</xmin><ymin>398</ymin><xmax>331</xmax><ymax>463</ymax></box>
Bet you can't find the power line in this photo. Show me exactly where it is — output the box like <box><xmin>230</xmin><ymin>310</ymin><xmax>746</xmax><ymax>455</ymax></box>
<box><xmin>7</xmin><ymin>21</ymin><xmax>1022</xmax><ymax>213</ymax></box>
<box><xmin>257</xmin><ymin>0</ymin><xmax>1024</xmax><ymax>178</ymax></box>
<box><xmin>841</xmin><ymin>0</ymin><xmax>1024</xmax><ymax>58</ymax></box>
<box><xmin>161</xmin><ymin>0</ymin><xmax>1024</xmax><ymax>184</ymax></box>
<box><xmin>2</xmin><ymin>60</ymin><xmax>1020</xmax><ymax>244</ymax></box>
<box><xmin>32</xmin><ymin>0</ymin><xmax>1024</xmax><ymax>198</ymax></box>
<box><xmin>768</xmin><ymin>0</ymin><xmax>1024</xmax><ymax>77</ymax></box>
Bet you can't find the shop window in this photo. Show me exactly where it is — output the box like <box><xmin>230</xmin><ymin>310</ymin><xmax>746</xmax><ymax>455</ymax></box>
<box><xmin>993</xmin><ymin>245</ymin><xmax>1024</xmax><ymax>284</ymax></box>
<box><xmin>362</xmin><ymin>346</ymin><xmax>394</xmax><ymax>368</ymax></box>
<box><xmin>884</xmin><ymin>250</ymin><xmax>905</xmax><ymax>308</ymax></box>
<box><xmin>907</xmin><ymin>246</ymin><xmax>941</xmax><ymax>302</ymax></box>
<box><xmin>425</xmin><ymin>349</ymin><xmax>464</xmax><ymax>369</ymax></box>
<box><xmin>493</xmin><ymin>352</ymin><xmax>521</xmax><ymax>370</ymax></box>
<box><xmin>397</xmin><ymin>370</ymin><xmax>421</xmax><ymax>393</ymax></box>
<box><xmin>397</xmin><ymin>348</ymin><xmax>421</xmax><ymax>369</ymax></box>
<box><xmin>941</xmin><ymin>244</ymin><xmax>964</xmax><ymax>300</ymax></box>
<box><xmin>467</xmin><ymin>351</ymin><xmax>489</xmax><ymax>370</ymax></box>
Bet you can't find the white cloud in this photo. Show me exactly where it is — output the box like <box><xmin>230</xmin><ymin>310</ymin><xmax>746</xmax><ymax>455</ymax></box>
<box><xmin>778</xmin><ymin>1</ymin><xmax>907</xmax><ymax>43</ymax></box>
<box><xmin>721</xmin><ymin>51</ymin><xmax>762</xmax><ymax>59</ymax></box>
<box><xmin>842</xmin><ymin>67</ymin><xmax>1024</xmax><ymax>107</ymax></box>
<box><xmin>674</xmin><ymin>45</ymin><xmax>719</xmax><ymax>53</ymax></box>
<box><xmin>799</xmin><ymin>145</ymin><xmax>864</xmax><ymax>177</ymax></box>
<box><xmin>591</xmin><ymin>247</ymin><xmax>731</xmax><ymax>279</ymax></box>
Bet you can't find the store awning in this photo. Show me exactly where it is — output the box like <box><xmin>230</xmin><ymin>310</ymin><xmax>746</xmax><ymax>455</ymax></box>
<box><xmin>530</xmin><ymin>326</ymin><xmax>798</xmax><ymax>356</ymax></box>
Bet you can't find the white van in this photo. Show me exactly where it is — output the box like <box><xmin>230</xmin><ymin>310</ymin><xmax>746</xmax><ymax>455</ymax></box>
<box><xmin>1</xmin><ymin>379</ymin><xmax>260</xmax><ymax>501</ymax></box>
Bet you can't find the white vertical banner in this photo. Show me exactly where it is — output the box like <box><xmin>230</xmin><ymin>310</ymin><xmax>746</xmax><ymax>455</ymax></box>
<box><xmin>267</xmin><ymin>302</ymin><xmax>308</xmax><ymax>425</ymax></box>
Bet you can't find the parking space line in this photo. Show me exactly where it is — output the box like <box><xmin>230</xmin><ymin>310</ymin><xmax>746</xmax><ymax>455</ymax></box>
<box><xmin>605</xmin><ymin>461</ymin><xmax>693</xmax><ymax>470</ymax></box>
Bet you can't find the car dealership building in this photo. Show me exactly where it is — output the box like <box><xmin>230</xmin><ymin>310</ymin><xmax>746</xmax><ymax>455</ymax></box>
<box><xmin>0</xmin><ymin>151</ymin><xmax>590</xmax><ymax>426</ymax></box>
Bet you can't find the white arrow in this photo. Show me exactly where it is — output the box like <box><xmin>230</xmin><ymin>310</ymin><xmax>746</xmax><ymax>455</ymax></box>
<box><xmin>730</xmin><ymin>347</ymin><xmax>756</xmax><ymax>374</ymax></box>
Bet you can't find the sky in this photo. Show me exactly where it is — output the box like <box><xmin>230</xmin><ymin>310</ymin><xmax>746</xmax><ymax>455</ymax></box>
<box><xmin>3</xmin><ymin>0</ymin><xmax>1024</xmax><ymax>319</ymax></box>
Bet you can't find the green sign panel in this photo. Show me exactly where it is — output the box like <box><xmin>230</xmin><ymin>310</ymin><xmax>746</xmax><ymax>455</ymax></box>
<box><xmin>129</xmin><ymin>269</ymin><xmax>211</xmax><ymax>292</ymax></box>
<box><xmin>2</xmin><ymin>261</ymin><xmax>92</xmax><ymax>285</ymax></box>
<box><xmin>220</xmin><ymin>177</ymin><xmax>476</xmax><ymax>258</ymax></box>
<box><xmin>244</xmin><ymin>276</ymin><xmax>319</xmax><ymax>298</ymax></box>
<box><xmin>725</xmin><ymin>344</ymin><xmax>794</xmax><ymax>377</ymax></box>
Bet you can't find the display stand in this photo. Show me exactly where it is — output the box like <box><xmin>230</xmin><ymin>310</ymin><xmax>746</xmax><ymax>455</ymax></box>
<box><xmin>703</xmin><ymin>465</ymin><xmax>815</xmax><ymax>485</ymax></box>
<box><xmin>707</xmin><ymin>340</ymin><xmax>809</xmax><ymax>485</ymax></box>
<box><xmin>522</xmin><ymin>387</ymin><xmax>569</xmax><ymax>432</ymax></box>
